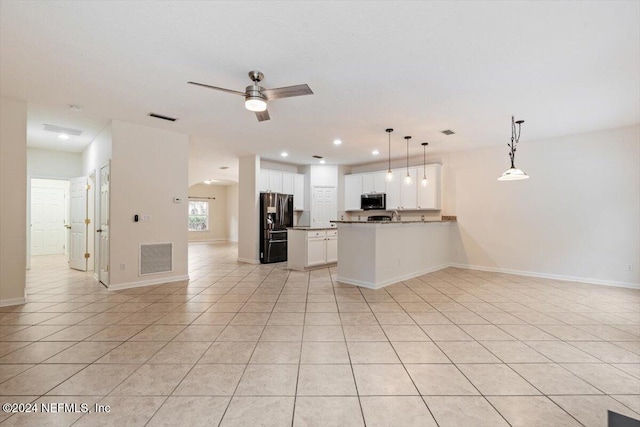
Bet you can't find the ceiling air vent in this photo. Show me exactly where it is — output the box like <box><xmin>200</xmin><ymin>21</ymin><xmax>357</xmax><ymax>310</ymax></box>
<box><xmin>43</xmin><ymin>124</ymin><xmax>83</xmax><ymax>136</ymax></box>
<box><xmin>312</xmin><ymin>155</ymin><xmax>323</xmax><ymax>159</ymax></box>
<box><xmin>148</xmin><ymin>113</ymin><xmax>178</xmax><ymax>122</ymax></box>
<box><xmin>440</xmin><ymin>129</ymin><xmax>455</xmax><ymax>135</ymax></box>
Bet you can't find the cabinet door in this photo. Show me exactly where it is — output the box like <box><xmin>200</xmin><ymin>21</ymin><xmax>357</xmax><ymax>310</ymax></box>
<box><xmin>344</xmin><ymin>174</ymin><xmax>362</xmax><ymax>211</ymax></box>
<box><xmin>417</xmin><ymin>164</ymin><xmax>441</xmax><ymax>210</ymax></box>
<box><xmin>282</xmin><ymin>173</ymin><xmax>294</xmax><ymax>195</ymax></box>
<box><xmin>361</xmin><ymin>173</ymin><xmax>375</xmax><ymax>194</ymax></box>
<box><xmin>373</xmin><ymin>171</ymin><xmax>386</xmax><ymax>193</ymax></box>
<box><xmin>293</xmin><ymin>174</ymin><xmax>305</xmax><ymax>210</ymax></box>
<box><xmin>259</xmin><ymin>170</ymin><xmax>270</xmax><ymax>192</ymax></box>
<box><xmin>307</xmin><ymin>237</ymin><xmax>327</xmax><ymax>266</ymax></box>
<box><xmin>399</xmin><ymin>168</ymin><xmax>418</xmax><ymax>210</ymax></box>
<box><xmin>268</xmin><ymin>171</ymin><xmax>283</xmax><ymax>193</ymax></box>
<box><xmin>385</xmin><ymin>170</ymin><xmax>402</xmax><ymax>210</ymax></box>
<box><xmin>325</xmin><ymin>236</ymin><xmax>338</xmax><ymax>263</ymax></box>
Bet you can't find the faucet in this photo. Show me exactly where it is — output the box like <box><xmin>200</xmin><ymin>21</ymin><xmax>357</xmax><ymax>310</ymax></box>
<box><xmin>391</xmin><ymin>210</ymin><xmax>399</xmax><ymax>221</ymax></box>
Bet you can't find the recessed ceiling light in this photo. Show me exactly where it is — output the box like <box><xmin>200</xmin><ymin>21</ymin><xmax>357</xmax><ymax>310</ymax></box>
<box><xmin>333</xmin><ymin>139</ymin><xmax>342</xmax><ymax>145</ymax></box>
<box><xmin>319</xmin><ymin>159</ymin><xmax>326</xmax><ymax>164</ymax></box>
<box><xmin>372</xmin><ymin>149</ymin><xmax>380</xmax><ymax>155</ymax></box>
<box><xmin>280</xmin><ymin>152</ymin><xmax>288</xmax><ymax>157</ymax></box>
<box><xmin>204</xmin><ymin>180</ymin><xmax>215</xmax><ymax>185</ymax></box>
<box><xmin>58</xmin><ymin>134</ymin><xmax>70</xmax><ymax>140</ymax></box>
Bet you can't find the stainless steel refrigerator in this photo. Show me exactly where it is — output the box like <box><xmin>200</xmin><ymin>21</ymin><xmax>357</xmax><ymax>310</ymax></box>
<box><xmin>260</xmin><ymin>192</ymin><xmax>294</xmax><ymax>264</ymax></box>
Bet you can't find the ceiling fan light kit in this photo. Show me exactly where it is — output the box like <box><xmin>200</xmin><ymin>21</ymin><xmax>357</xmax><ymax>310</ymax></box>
<box><xmin>188</xmin><ymin>70</ymin><xmax>313</xmax><ymax>122</ymax></box>
<box><xmin>498</xmin><ymin>115</ymin><xmax>529</xmax><ymax>181</ymax></box>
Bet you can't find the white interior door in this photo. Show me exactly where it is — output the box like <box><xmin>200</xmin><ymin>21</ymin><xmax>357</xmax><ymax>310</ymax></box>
<box><xmin>98</xmin><ymin>164</ymin><xmax>110</xmax><ymax>285</ymax></box>
<box><xmin>69</xmin><ymin>177</ymin><xmax>88</xmax><ymax>271</ymax></box>
<box><xmin>31</xmin><ymin>181</ymin><xmax>66</xmax><ymax>256</ymax></box>
<box><xmin>311</xmin><ymin>186</ymin><xmax>337</xmax><ymax>228</ymax></box>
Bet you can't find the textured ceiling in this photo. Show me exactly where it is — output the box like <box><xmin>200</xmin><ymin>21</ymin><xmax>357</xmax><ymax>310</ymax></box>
<box><xmin>1</xmin><ymin>1</ymin><xmax>638</xmax><ymax>182</ymax></box>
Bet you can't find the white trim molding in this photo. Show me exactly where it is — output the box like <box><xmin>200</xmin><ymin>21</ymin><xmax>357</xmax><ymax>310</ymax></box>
<box><xmin>338</xmin><ymin>264</ymin><xmax>449</xmax><ymax>290</ymax></box>
<box><xmin>449</xmin><ymin>263</ymin><xmax>640</xmax><ymax>290</ymax></box>
<box><xmin>107</xmin><ymin>274</ymin><xmax>190</xmax><ymax>291</ymax></box>
<box><xmin>0</xmin><ymin>297</ymin><xmax>27</xmax><ymax>307</ymax></box>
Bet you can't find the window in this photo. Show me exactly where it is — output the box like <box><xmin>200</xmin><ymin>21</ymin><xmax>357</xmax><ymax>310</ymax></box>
<box><xmin>188</xmin><ymin>200</ymin><xmax>208</xmax><ymax>231</ymax></box>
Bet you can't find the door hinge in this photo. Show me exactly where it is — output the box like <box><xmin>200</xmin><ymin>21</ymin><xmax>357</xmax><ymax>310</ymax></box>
<box><xmin>84</xmin><ymin>253</ymin><xmax>90</xmax><ymax>259</ymax></box>
<box><xmin>84</xmin><ymin>218</ymin><xmax>91</xmax><ymax>225</ymax></box>
<box><xmin>86</xmin><ymin>184</ymin><xmax>91</xmax><ymax>190</ymax></box>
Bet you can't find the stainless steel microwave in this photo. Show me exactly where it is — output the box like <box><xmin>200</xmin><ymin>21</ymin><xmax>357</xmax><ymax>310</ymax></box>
<box><xmin>361</xmin><ymin>193</ymin><xmax>386</xmax><ymax>210</ymax></box>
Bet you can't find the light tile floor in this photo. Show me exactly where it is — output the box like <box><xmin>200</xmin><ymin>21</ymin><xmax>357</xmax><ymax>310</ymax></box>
<box><xmin>0</xmin><ymin>242</ymin><xmax>639</xmax><ymax>426</ymax></box>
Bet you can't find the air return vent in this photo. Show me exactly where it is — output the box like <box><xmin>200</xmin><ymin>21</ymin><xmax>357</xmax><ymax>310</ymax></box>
<box><xmin>140</xmin><ymin>243</ymin><xmax>172</xmax><ymax>275</ymax></box>
<box><xmin>440</xmin><ymin>129</ymin><xmax>455</xmax><ymax>135</ymax></box>
<box><xmin>43</xmin><ymin>124</ymin><xmax>83</xmax><ymax>136</ymax></box>
<box><xmin>148</xmin><ymin>113</ymin><xmax>178</xmax><ymax>122</ymax></box>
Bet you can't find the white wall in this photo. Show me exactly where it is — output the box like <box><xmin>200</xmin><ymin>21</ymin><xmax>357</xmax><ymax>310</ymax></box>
<box><xmin>82</xmin><ymin>123</ymin><xmax>112</xmax><ymax>176</ymax></box>
<box><xmin>227</xmin><ymin>183</ymin><xmax>239</xmax><ymax>242</ymax></box>
<box><xmin>188</xmin><ymin>184</ymin><xmax>228</xmax><ymax>242</ymax></box>
<box><xmin>0</xmin><ymin>97</ymin><xmax>27</xmax><ymax>305</ymax></box>
<box><xmin>27</xmin><ymin>148</ymin><xmax>82</xmax><ymax>179</ymax></box>
<box><xmin>108</xmin><ymin>120</ymin><xmax>189</xmax><ymax>289</ymax></box>
<box><xmin>446</xmin><ymin>124</ymin><xmax>640</xmax><ymax>287</ymax></box>
<box><xmin>261</xmin><ymin>160</ymin><xmax>299</xmax><ymax>173</ymax></box>
<box><xmin>238</xmin><ymin>155</ymin><xmax>260</xmax><ymax>263</ymax></box>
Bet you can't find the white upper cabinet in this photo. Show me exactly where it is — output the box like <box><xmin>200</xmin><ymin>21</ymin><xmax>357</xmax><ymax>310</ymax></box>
<box><xmin>282</xmin><ymin>173</ymin><xmax>294</xmax><ymax>195</ymax></box>
<box><xmin>399</xmin><ymin>168</ymin><xmax>418</xmax><ymax>210</ymax></box>
<box><xmin>385</xmin><ymin>170</ymin><xmax>402</xmax><ymax>210</ymax></box>
<box><xmin>293</xmin><ymin>174</ymin><xmax>304</xmax><ymax>210</ymax></box>
<box><xmin>346</xmin><ymin>165</ymin><xmax>441</xmax><ymax>211</ymax></box>
<box><xmin>268</xmin><ymin>171</ymin><xmax>283</xmax><ymax>193</ymax></box>
<box><xmin>417</xmin><ymin>164</ymin><xmax>441</xmax><ymax>210</ymax></box>
<box><xmin>362</xmin><ymin>172</ymin><xmax>387</xmax><ymax>194</ymax></box>
<box><xmin>362</xmin><ymin>173</ymin><xmax>375</xmax><ymax>194</ymax></box>
<box><xmin>344</xmin><ymin>174</ymin><xmax>363</xmax><ymax>211</ymax></box>
<box><xmin>259</xmin><ymin>170</ymin><xmax>269</xmax><ymax>192</ymax></box>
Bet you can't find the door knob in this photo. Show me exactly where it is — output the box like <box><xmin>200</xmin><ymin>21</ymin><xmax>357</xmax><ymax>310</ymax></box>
<box><xmin>96</xmin><ymin>229</ymin><xmax>103</xmax><ymax>233</ymax></box>
<box><xmin>65</xmin><ymin>225</ymin><xmax>71</xmax><ymax>229</ymax></box>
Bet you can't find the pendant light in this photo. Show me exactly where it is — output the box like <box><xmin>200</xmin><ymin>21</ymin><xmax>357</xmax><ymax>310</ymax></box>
<box><xmin>385</xmin><ymin>128</ymin><xmax>394</xmax><ymax>182</ymax></box>
<box><xmin>421</xmin><ymin>142</ymin><xmax>429</xmax><ymax>187</ymax></box>
<box><xmin>498</xmin><ymin>116</ymin><xmax>529</xmax><ymax>181</ymax></box>
<box><xmin>404</xmin><ymin>136</ymin><xmax>412</xmax><ymax>185</ymax></box>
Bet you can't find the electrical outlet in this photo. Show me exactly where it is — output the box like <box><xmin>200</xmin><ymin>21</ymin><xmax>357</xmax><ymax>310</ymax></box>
<box><xmin>628</xmin><ymin>264</ymin><xmax>634</xmax><ymax>271</ymax></box>
<box><xmin>120</xmin><ymin>263</ymin><xmax>126</xmax><ymax>271</ymax></box>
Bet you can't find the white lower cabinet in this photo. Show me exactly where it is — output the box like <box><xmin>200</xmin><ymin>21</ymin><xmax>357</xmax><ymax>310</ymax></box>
<box><xmin>288</xmin><ymin>229</ymin><xmax>338</xmax><ymax>270</ymax></box>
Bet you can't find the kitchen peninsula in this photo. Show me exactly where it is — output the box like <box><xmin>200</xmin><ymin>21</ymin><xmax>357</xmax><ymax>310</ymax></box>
<box><xmin>332</xmin><ymin>218</ymin><xmax>456</xmax><ymax>289</ymax></box>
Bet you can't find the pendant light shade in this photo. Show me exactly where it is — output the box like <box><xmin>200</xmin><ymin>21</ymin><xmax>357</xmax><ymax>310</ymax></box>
<box><xmin>421</xmin><ymin>142</ymin><xmax>429</xmax><ymax>187</ymax></box>
<box><xmin>404</xmin><ymin>136</ymin><xmax>412</xmax><ymax>186</ymax></box>
<box><xmin>498</xmin><ymin>116</ymin><xmax>529</xmax><ymax>181</ymax></box>
<box><xmin>385</xmin><ymin>128</ymin><xmax>394</xmax><ymax>182</ymax></box>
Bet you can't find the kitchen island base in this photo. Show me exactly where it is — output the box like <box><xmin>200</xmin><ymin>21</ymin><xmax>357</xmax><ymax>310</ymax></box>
<box><xmin>334</xmin><ymin>221</ymin><xmax>452</xmax><ymax>289</ymax></box>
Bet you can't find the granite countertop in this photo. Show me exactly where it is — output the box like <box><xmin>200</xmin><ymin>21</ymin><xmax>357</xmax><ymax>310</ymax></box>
<box><xmin>331</xmin><ymin>216</ymin><xmax>457</xmax><ymax>225</ymax></box>
<box><xmin>288</xmin><ymin>226</ymin><xmax>338</xmax><ymax>230</ymax></box>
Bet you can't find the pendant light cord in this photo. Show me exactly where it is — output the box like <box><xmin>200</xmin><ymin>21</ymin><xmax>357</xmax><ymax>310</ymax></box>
<box><xmin>404</xmin><ymin>136</ymin><xmax>411</xmax><ymax>175</ymax></box>
<box><xmin>386</xmin><ymin>128</ymin><xmax>393</xmax><ymax>172</ymax></box>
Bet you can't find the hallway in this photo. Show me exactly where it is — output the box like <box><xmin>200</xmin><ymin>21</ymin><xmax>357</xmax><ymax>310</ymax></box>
<box><xmin>0</xmin><ymin>242</ymin><xmax>638</xmax><ymax>426</ymax></box>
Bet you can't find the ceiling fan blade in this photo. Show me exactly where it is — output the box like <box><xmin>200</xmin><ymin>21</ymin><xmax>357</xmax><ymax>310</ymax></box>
<box><xmin>187</xmin><ymin>81</ymin><xmax>245</xmax><ymax>96</ymax></box>
<box><xmin>262</xmin><ymin>84</ymin><xmax>313</xmax><ymax>100</ymax></box>
<box><xmin>255</xmin><ymin>109</ymin><xmax>270</xmax><ymax>122</ymax></box>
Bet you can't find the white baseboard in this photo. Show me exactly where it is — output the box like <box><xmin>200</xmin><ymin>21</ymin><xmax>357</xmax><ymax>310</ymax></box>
<box><xmin>237</xmin><ymin>257</ymin><xmax>260</xmax><ymax>265</ymax></box>
<box><xmin>449</xmin><ymin>263</ymin><xmax>640</xmax><ymax>290</ymax></box>
<box><xmin>0</xmin><ymin>297</ymin><xmax>27</xmax><ymax>307</ymax></box>
<box><xmin>337</xmin><ymin>264</ymin><xmax>449</xmax><ymax>289</ymax></box>
<box><xmin>107</xmin><ymin>274</ymin><xmax>190</xmax><ymax>291</ymax></box>
<box><xmin>188</xmin><ymin>239</ymin><xmax>228</xmax><ymax>244</ymax></box>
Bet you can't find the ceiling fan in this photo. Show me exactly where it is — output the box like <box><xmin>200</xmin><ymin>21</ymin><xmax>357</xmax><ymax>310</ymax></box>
<box><xmin>188</xmin><ymin>71</ymin><xmax>313</xmax><ymax>122</ymax></box>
